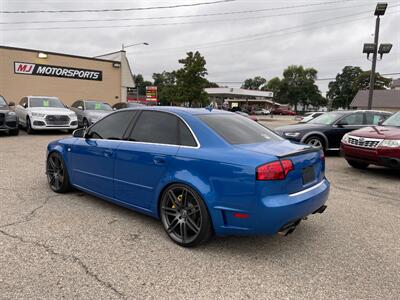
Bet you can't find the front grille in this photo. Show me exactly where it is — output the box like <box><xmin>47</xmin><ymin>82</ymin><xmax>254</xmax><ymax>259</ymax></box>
<box><xmin>0</xmin><ymin>113</ymin><xmax>4</xmax><ymax>126</ymax></box>
<box><xmin>45</xmin><ymin>115</ymin><xmax>70</xmax><ymax>126</ymax></box>
<box><xmin>347</xmin><ymin>135</ymin><xmax>382</xmax><ymax>149</ymax></box>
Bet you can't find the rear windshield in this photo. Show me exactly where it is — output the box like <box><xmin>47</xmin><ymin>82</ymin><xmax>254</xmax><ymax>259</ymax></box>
<box><xmin>199</xmin><ymin>114</ymin><xmax>283</xmax><ymax>145</ymax></box>
<box><xmin>29</xmin><ymin>97</ymin><xmax>64</xmax><ymax>108</ymax></box>
<box><xmin>382</xmin><ymin>112</ymin><xmax>400</xmax><ymax>127</ymax></box>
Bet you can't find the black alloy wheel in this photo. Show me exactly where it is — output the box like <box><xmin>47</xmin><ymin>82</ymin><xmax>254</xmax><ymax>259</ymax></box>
<box><xmin>160</xmin><ymin>184</ymin><xmax>212</xmax><ymax>247</ymax></box>
<box><xmin>46</xmin><ymin>152</ymin><xmax>71</xmax><ymax>193</ymax></box>
<box><xmin>305</xmin><ymin>136</ymin><xmax>325</xmax><ymax>150</ymax></box>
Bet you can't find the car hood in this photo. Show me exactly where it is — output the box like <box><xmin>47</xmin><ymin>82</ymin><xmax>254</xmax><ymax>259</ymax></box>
<box><xmin>0</xmin><ymin>105</ymin><xmax>11</xmax><ymax>112</ymax></box>
<box><xmin>29</xmin><ymin>107</ymin><xmax>74</xmax><ymax>115</ymax></box>
<box><xmin>274</xmin><ymin>123</ymin><xmax>327</xmax><ymax>133</ymax></box>
<box><xmin>348</xmin><ymin>126</ymin><xmax>400</xmax><ymax>139</ymax></box>
<box><xmin>86</xmin><ymin>110</ymin><xmax>112</xmax><ymax>118</ymax></box>
<box><xmin>235</xmin><ymin>139</ymin><xmax>316</xmax><ymax>158</ymax></box>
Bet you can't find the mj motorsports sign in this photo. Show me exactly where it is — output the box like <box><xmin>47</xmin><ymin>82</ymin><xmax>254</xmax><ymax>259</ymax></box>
<box><xmin>14</xmin><ymin>61</ymin><xmax>102</xmax><ymax>81</ymax></box>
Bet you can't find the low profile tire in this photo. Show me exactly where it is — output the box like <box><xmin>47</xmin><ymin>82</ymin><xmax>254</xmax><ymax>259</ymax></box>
<box><xmin>46</xmin><ymin>152</ymin><xmax>71</xmax><ymax>193</ymax></box>
<box><xmin>160</xmin><ymin>184</ymin><xmax>212</xmax><ymax>247</ymax></box>
<box><xmin>9</xmin><ymin>128</ymin><xmax>19</xmax><ymax>136</ymax></box>
<box><xmin>83</xmin><ymin>118</ymin><xmax>90</xmax><ymax>129</ymax></box>
<box><xmin>26</xmin><ymin>117</ymin><xmax>34</xmax><ymax>134</ymax></box>
<box><xmin>346</xmin><ymin>159</ymin><xmax>369</xmax><ymax>170</ymax></box>
<box><xmin>305</xmin><ymin>136</ymin><xmax>325</xmax><ymax>150</ymax></box>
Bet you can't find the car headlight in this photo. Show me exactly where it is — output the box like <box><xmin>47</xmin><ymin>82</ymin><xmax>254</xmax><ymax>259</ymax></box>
<box><xmin>381</xmin><ymin>139</ymin><xmax>400</xmax><ymax>148</ymax></box>
<box><xmin>341</xmin><ymin>133</ymin><xmax>349</xmax><ymax>144</ymax></box>
<box><xmin>284</xmin><ymin>132</ymin><xmax>301</xmax><ymax>138</ymax></box>
<box><xmin>31</xmin><ymin>112</ymin><xmax>46</xmax><ymax>117</ymax></box>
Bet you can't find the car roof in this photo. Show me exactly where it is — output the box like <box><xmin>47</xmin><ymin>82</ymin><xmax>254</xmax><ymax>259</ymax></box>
<box><xmin>329</xmin><ymin>110</ymin><xmax>392</xmax><ymax>114</ymax></box>
<box><xmin>122</xmin><ymin>106</ymin><xmax>232</xmax><ymax>116</ymax></box>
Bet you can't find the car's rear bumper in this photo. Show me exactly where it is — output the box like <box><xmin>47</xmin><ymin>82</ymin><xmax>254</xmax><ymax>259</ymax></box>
<box><xmin>212</xmin><ymin>179</ymin><xmax>330</xmax><ymax>236</ymax></box>
<box><xmin>341</xmin><ymin>143</ymin><xmax>400</xmax><ymax>169</ymax></box>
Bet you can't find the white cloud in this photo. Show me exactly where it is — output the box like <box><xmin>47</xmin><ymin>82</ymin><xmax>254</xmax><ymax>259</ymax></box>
<box><xmin>1</xmin><ymin>0</ymin><xmax>399</xmax><ymax>93</ymax></box>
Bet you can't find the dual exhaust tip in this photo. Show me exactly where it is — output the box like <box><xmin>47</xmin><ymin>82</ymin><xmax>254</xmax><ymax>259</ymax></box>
<box><xmin>278</xmin><ymin>205</ymin><xmax>327</xmax><ymax>236</ymax></box>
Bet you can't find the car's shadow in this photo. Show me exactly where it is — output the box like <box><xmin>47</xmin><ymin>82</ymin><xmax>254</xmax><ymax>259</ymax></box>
<box><xmin>67</xmin><ymin>189</ymin><xmax>322</xmax><ymax>253</ymax></box>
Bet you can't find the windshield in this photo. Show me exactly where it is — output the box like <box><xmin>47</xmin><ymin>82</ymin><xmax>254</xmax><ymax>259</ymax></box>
<box><xmin>85</xmin><ymin>101</ymin><xmax>112</xmax><ymax>111</ymax></box>
<box><xmin>382</xmin><ymin>112</ymin><xmax>400</xmax><ymax>127</ymax></box>
<box><xmin>0</xmin><ymin>96</ymin><xmax>7</xmax><ymax>106</ymax></box>
<box><xmin>29</xmin><ymin>97</ymin><xmax>64</xmax><ymax>108</ymax></box>
<box><xmin>308</xmin><ymin>112</ymin><xmax>344</xmax><ymax>125</ymax></box>
<box><xmin>199</xmin><ymin>114</ymin><xmax>283</xmax><ymax>145</ymax></box>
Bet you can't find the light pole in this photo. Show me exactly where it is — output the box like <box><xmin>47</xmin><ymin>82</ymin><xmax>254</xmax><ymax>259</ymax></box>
<box><xmin>121</xmin><ymin>42</ymin><xmax>149</xmax><ymax>50</ymax></box>
<box><xmin>363</xmin><ymin>3</ymin><xmax>392</xmax><ymax>110</ymax></box>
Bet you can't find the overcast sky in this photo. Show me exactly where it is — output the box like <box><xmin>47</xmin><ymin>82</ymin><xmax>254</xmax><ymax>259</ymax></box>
<box><xmin>1</xmin><ymin>0</ymin><xmax>399</xmax><ymax>94</ymax></box>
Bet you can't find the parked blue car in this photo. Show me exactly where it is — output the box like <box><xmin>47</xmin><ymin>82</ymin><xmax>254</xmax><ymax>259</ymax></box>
<box><xmin>46</xmin><ymin>107</ymin><xmax>329</xmax><ymax>247</ymax></box>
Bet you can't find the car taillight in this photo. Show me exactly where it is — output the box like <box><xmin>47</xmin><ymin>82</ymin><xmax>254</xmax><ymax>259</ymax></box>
<box><xmin>256</xmin><ymin>159</ymin><xmax>294</xmax><ymax>181</ymax></box>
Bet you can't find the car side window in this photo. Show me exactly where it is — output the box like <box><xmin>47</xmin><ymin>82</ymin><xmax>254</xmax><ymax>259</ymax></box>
<box><xmin>338</xmin><ymin>113</ymin><xmax>363</xmax><ymax>125</ymax></box>
<box><xmin>366</xmin><ymin>112</ymin><xmax>386</xmax><ymax>125</ymax></box>
<box><xmin>129</xmin><ymin>111</ymin><xmax>179</xmax><ymax>145</ymax></box>
<box><xmin>88</xmin><ymin>111</ymin><xmax>136</xmax><ymax>140</ymax></box>
<box><xmin>179</xmin><ymin>120</ymin><xmax>197</xmax><ymax>147</ymax></box>
<box><xmin>71</xmin><ymin>101</ymin><xmax>80</xmax><ymax>108</ymax></box>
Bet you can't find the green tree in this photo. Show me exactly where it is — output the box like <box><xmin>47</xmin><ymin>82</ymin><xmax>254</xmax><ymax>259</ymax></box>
<box><xmin>327</xmin><ymin>66</ymin><xmax>391</xmax><ymax>109</ymax></box>
<box><xmin>353</xmin><ymin>71</ymin><xmax>392</xmax><ymax>90</ymax></box>
<box><xmin>327</xmin><ymin>66</ymin><xmax>364</xmax><ymax>109</ymax></box>
<box><xmin>133</xmin><ymin>74</ymin><xmax>153</xmax><ymax>96</ymax></box>
<box><xmin>152</xmin><ymin>71</ymin><xmax>177</xmax><ymax>105</ymax></box>
<box><xmin>265</xmin><ymin>77</ymin><xmax>282</xmax><ymax>102</ymax></box>
<box><xmin>241</xmin><ymin>76</ymin><xmax>267</xmax><ymax>90</ymax></box>
<box><xmin>279</xmin><ymin>65</ymin><xmax>322</xmax><ymax>111</ymax></box>
<box><xmin>175</xmin><ymin>51</ymin><xmax>209</xmax><ymax>107</ymax></box>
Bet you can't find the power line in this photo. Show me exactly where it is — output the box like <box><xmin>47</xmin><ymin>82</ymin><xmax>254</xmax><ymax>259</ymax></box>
<box><xmin>0</xmin><ymin>4</ymin><xmax>374</xmax><ymax>29</ymax></box>
<box><xmin>3</xmin><ymin>5</ymin><xmax>387</xmax><ymax>32</ymax></box>
<box><xmin>213</xmin><ymin>73</ymin><xmax>400</xmax><ymax>84</ymax></box>
<box><xmin>0</xmin><ymin>0</ymin><xmax>236</xmax><ymax>14</ymax></box>
<box><xmin>0</xmin><ymin>0</ymin><xmax>362</xmax><ymax>24</ymax></box>
<box><xmin>129</xmin><ymin>9</ymin><xmax>399</xmax><ymax>54</ymax></box>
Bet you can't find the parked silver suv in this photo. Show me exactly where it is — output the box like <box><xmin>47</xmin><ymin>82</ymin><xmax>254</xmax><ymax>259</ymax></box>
<box><xmin>70</xmin><ymin>100</ymin><xmax>113</xmax><ymax>128</ymax></box>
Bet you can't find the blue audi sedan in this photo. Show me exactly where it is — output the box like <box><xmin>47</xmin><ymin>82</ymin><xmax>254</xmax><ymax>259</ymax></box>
<box><xmin>46</xmin><ymin>107</ymin><xmax>329</xmax><ymax>247</ymax></box>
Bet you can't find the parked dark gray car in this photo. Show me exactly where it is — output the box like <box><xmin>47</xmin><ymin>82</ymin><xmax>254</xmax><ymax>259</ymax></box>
<box><xmin>0</xmin><ymin>95</ymin><xmax>19</xmax><ymax>135</ymax></box>
<box><xmin>70</xmin><ymin>100</ymin><xmax>113</xmax><ymax>128</ymax></box>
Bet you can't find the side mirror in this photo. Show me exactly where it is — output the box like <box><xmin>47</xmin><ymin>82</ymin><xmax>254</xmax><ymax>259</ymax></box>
<box><xmin>23</xmin><ymin>103</ymin><xmax>28</xmax><ymax>108</ymax></box>
<box><xmin>77</xmin><ymin>106</ymin><xmax>83</xmax><ymax>110</ymax></box>
<box><xmin>8</xmin><ymin>101</ymin><xmax>15</xmax><ymax>106</ymax></box>
<box><xmin>113</xmin><ymin>107</ymin><xmax>117</xmax><ymax>110</ymax></box>
<box><xmin>64</xmin><ymin>104</ymin><xmax>69</xmax><ymax>108</ymax></box>
<box><xmin>378</xmin><ymin>119</ymin><xmax>384</xmax><ymax>126</ymax></box>
<box><xmin>72</xmin><ymin>128</ymin><xmax>86</xmax><ymax>138</ymax></box>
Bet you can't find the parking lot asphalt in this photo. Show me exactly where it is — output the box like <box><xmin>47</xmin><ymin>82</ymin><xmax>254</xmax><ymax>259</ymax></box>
<box><xmin>1</xmin><ymin>120</ymin><xmax>399</xmax><ymax>299</ymax></box>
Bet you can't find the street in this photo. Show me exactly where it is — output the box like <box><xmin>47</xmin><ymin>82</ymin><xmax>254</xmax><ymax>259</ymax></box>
<box><xmin>0</xmin><ymin>126</ymin><xmax>399</xmax><ymax>299</ymax></box>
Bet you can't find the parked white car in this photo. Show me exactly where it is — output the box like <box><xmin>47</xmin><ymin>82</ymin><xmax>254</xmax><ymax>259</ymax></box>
<box><xmin>298</xmin><ymin>112</ymin><xmax>325</xmax><ymax>123</ymax></box>
<box><xmin>15</xmin><ymin>96</ymin><xmax>78</xmax><ymax>134</ymax></box>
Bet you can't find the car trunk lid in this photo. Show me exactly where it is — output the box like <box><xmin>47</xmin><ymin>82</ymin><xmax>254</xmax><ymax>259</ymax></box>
<box><xmin>236</xmin><ymin>141</ymin><xmax>325</xmax><ymax>195</ymax></box>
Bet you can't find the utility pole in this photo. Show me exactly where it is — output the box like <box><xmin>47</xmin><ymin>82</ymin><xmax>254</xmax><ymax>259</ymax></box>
<box><xmin>367</xmin><ymin>16</ymin><xmax>380</xmax><ymax>110</ymax></box>
<box><xmin>363</xmin><ymin>3</ymin><xmax>392</xmax><ymax>110</ymax></box>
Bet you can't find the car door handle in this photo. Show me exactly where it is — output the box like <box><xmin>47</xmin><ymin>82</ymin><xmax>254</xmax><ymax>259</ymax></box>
<box><xmin>104</xmin><ymin>149</ymin><xmax>114</xmax><ymax>158</ymax></box>
<box><xmin>153</xmin><ymin>156</ymin><xmax>166</xmax><ymax>165</ymax></box>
